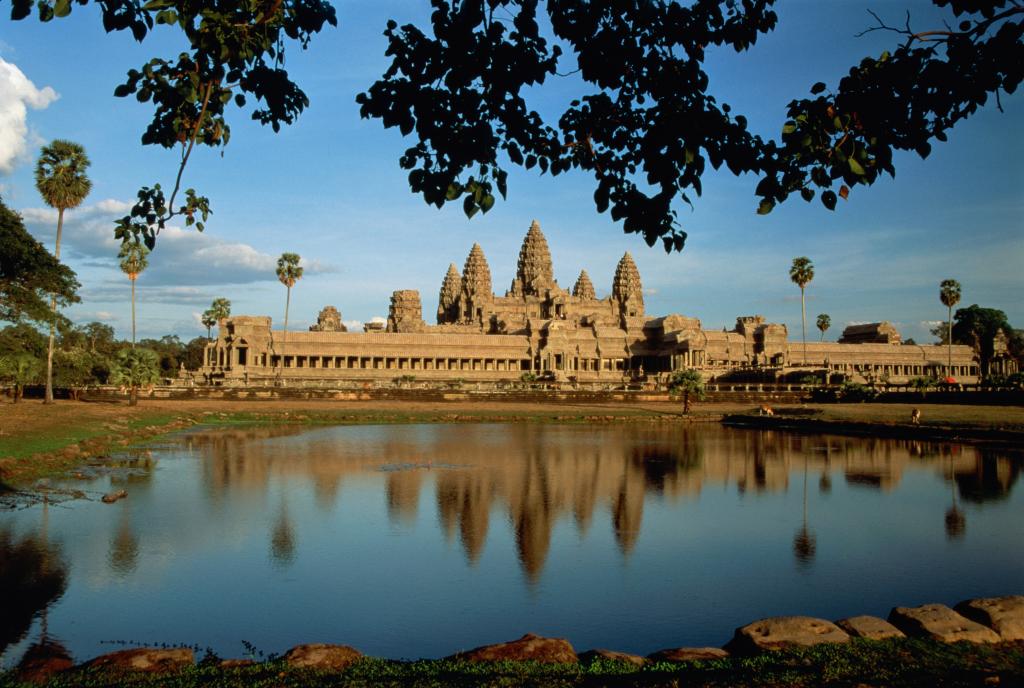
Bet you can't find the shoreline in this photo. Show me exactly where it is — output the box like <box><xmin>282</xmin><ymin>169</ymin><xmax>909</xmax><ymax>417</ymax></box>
<box><xmin>2</xmin><ymin>398</ymin><xmax>1023</xmax><ymax>487</ymax></box>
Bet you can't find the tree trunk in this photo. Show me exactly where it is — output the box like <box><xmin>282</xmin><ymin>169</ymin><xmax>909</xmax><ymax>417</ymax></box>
<box><xmin>683</xmin><ymin>391</ymin><xmax>691</xmax><ymax>414</ymax></box>
<box><xmin>800</xmin><ymin>286</ymin><xmax>807</xmax><ymax>365</ymax></box>
<box><xmin>44</xmin><ymin>208</ymin><xmax>65</xmax><ymax>405</ymax></box>
<box><xmin>206</xmin><ymin>325</ymin><xmax>211</xmax><ymax>342</ymax></box>
<box><xmin>131</xmin><ymin>278</ymin><xmax>137</xmax><ymax>348</ymax></box>
<box><xmin>14</xmin><ymin>384</ymin><xmax>22</xmax><ymax>403</ymax></box>
<box><xmin>129</xmin><ymin>385</ymin><xmax>138</xmax><ymax>407</ymax></box>
<box><xmin>279</xmin><ymin>286</ymin><xmax>291</xmax><ymax>385</ymax></box>
<box><xmin>947</xmin><ymin>304</ymin><xmax>953</xmax><ymax>375</ymax></box>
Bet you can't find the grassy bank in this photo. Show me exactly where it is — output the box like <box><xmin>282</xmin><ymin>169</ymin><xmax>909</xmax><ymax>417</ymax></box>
<box><xmin>3</xmin><ymin>639</ymin><xmax>1022</xmax><ymax>687</ymax></box>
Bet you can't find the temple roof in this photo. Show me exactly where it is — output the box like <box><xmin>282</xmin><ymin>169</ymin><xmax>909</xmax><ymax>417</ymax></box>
<box><xmin>439</xmin><ymin>263</ymin><xmax>461</xmax><ymax>309</ymax></box>
<box><xmin>573</xmin><ymin>269</ymin><xmax>596</xmax><ymax>300</ymax></box>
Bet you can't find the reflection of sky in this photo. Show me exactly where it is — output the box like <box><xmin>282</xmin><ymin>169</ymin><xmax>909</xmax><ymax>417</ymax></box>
<box><xmin>1</xmin><ymin>424</ymin><xmax>1022</xmax><ymax>666</ymax></box>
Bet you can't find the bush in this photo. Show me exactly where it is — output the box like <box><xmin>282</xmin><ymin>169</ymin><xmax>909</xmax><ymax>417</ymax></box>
<box><xmin>837</xmin><ymin>381</ymin><xmax>879</xmax><ymax>403</ymax></box>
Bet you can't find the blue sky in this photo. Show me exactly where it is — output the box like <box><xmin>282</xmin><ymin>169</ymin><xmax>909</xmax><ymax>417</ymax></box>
<box><xmin>1</xmin><ymin>0</ymin><xmax>1021</xmax><ymax>343</ymax></box>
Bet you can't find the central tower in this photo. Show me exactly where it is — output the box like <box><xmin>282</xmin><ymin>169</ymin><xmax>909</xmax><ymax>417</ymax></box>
<box><xmin>509</xmin><ymin>219</ymin><xmax>555</xmax><ymax>297</ymax></box>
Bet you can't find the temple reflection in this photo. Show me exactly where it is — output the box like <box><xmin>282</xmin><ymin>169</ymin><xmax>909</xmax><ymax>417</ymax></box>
<box><xmin>182</xmin><ymin>424</ymin><xmax>1020</xmax><ymax>581</ymax></box>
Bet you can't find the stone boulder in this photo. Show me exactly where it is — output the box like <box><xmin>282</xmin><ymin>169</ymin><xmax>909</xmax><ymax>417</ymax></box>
<box><xmin>448</xmin><ymin>633</ymin><xmax>578</xmax><ymax>664</ymax></box>
<box><xmin>647</xmin><ymin>647</ymin><xmax>730</xmax><ymax>662</ymax></box>
<box><xmin>835</xmin><ymin>615</ymin><xmax>906</xmax><ymax>640</ymax></box>
<box><xmin>887</xmin><ymin>604</ymin><xmax>1001</xmax><ymax>643</ymax></box>
<box><xmin>727</xmin><ymin>616</ymin><xmax>850</xmax><ymax>654</ymax></box>
<box><xmin>578</xmin><ymin>649</ymin><xmax>646</xmax><ymax>667</ymax></box>
<box><xmin>282</xmin><ymin>644</ymin><xmax>362</xmax><ymax>671</ymax></box>
<box><xmin>83</xmin><ymin>648</ymin><xmax>194</xmax><ymax>673</ymax></box>
<box><xmin>954</xmin><ymin>596</ymin><xmax>1024</xmax><ymax>641</ymax></box>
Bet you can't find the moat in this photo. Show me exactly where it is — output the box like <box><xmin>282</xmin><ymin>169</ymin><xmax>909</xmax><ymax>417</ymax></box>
<box><xmin>2</xmin><ymin>423</ymin><xmax>1022</xmax><ymax>667</ymax></box>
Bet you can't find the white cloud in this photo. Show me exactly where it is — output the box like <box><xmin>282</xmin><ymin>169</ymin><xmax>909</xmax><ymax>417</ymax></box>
<box><xmin>342</xmin><ymin>319</ymin><xmax>363</xmax><ymax>331</ymax></box>
<box><xmin>370</xmin><ymin>316</ymin><xmax>386</xmax><ymax>324</ymax></box>
<box><xmin>0</xmin><ymin>58</ymin><xmax>58</xmax><ymax>174</ymax></box>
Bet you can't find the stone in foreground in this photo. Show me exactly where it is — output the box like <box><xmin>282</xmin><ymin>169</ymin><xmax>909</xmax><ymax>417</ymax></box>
<box><xmin>835</xmin><ymin>615</ymin><xmax>906</xmax><ymax>640</ymax></box>
<box><xmin>449</xmin><ymin>633</ymin><xmax>578</xmax><ymax>663</ymax></box>
<box><xmin>83</xmin><ymin>648</ymin><xmax>194</xmax><ymax>673</ymax></box>
<box><xmin>954</xmin><ymin>596</ymin><xmax>1024</xmax><ymax>641</ymax></box>
<box><xmin>647</xmin><ymin>647</ymin><xmax>730</xmax><ymax>662</ymax></box>
<box><xmin>578</xmin><ymin>649</ymin><xmax>646</xmax><ymax>667</ymax></box>
<box><xmin>282</xmin><ymin>644</ymin><xmax>362</xmax><ymax>671</ymax></box>
<box><xmin>888</xmin><ymin>604</ymin><xmax>1001</xmax><ymax>643</ymax></box>
<box><xmin>727</xmin><ymin>616</ymin><xmax>850</xmax><ymax>654</ymax></box>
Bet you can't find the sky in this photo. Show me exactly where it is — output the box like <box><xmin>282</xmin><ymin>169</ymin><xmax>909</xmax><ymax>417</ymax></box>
<box><xmin>1</xmin><ymin>0</ymin><xmax>1021</xmax><ymax>344</ymax></box>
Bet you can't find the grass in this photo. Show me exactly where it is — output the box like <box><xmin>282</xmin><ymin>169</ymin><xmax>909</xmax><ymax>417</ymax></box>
<box><xmin>2</xmin><ymin>639</ymin><xmax>1021</xmax><ymax>687</ymax></box>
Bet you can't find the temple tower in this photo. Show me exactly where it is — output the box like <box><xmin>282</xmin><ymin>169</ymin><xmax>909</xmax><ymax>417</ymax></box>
<box><xmin>510</xmin><ymin>220</ymin><xmax>555</xmax><ymax>297</ymax></box>
<box><xmin>572</xmin><ymin>270</ymin><xmax>596</xmax><ymax>300</ymax></box>
<box><xmin>309</xmin><ymin>305</ymin><xmax>347</xmax><ymax>332</ymax></box>
<box><xmin>387</xmin><ymin>290</ymin><xmax>426</xmax><ymax>333</ymax></box>
<box><xmin>460</xmin><ymin>243</ymin><xmax>493</xmax><ymax>324</ymax></box>
<box><xmin>612</xmin><ymin>252</ymin><xmax>644</xmax><ymax>317</ymax></box>
<box><xmin>437</xmin><ymin>263</ymin><xmax>461</xmax><ymax>324</ymax></box>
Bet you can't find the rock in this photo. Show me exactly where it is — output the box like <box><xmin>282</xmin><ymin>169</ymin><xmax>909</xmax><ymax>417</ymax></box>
<box><xmin>727</xmin><ymin>616</ymin><xmax>850</xmax><ymax>654</ymax></box>
<box><xmin>61</xmin><ymin>445</ymin><xmax>81</xmax><ymax>459</ymax></box>
<box><xmin>448</xmin><ymin>633</ymin><xmax>578</xmax><ymax>664</ymax></box>
<box><xmin>16</xmin><ymin>642</ymin><xmax>73</xmax><ymax>684</ymax></box>
<box><xmin>83</xmin><ymin>648</ymin><xmax>194</xmax><ymax>673</ymax></box>
<box><xmin>887</xmin><ymin>604</ymin><xmax>1001</xmax><ymax>643</ymax></box>
<box><xmin>954</xmin><ymin>596</ymin><xmax>1024</xmax><ymax>641</ymax></box>
<box><xmin>101</xmin><ymin>490</ymin><xmax>128</xmax><ymax>504</ymax></box>
<box><xmin>578</xmin><ymin>649</ymin><xmax>646</xmax><ymax>667</ymax></box>
<box><xmin>647</xmin><ymin>647</ymin><xmax>730</xmax><ymax>662</ymax></box>
<box><xmin>835</xmin><ymin>615</ymin><xmax>906</xmax><ymax>640</ymax></box>
<box><xmin>282</xmin><ymin>644</ymin><xmax>361</xmax><ymax>671</ymax></box>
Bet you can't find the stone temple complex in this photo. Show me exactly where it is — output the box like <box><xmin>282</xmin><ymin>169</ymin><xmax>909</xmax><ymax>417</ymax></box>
<box><xmin>201</xmin><ymin>220</ymin><xmax>982</xmax><ymax>386</ymax></box>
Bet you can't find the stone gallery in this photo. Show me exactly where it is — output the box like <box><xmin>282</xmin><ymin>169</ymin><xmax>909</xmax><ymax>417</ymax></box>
<box><xmin>200</xmin><ymin>221</ymin><xmax>979</xmax><ymax>386</ymax></box>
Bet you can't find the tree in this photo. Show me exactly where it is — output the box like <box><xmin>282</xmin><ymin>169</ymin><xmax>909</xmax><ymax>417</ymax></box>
<box><xmin>276</xmin><ymin>253</ymin><xmax>304</xmax><ymax>383</ymax></box>
<box><xmin>34</xmin><ymin>140</ymin><xmax>92</xmax><ymax>405</ymax></box>
<box><xmin>11</xmin><ymin>2</ymin><xmax>1022</xmax><ymax>253</ymax></box>
<box><xmin>939</xmin><ymin>279</ymin><xmax>962</xmax><ymax>374</ymax></box>
<box><xmin>789</xmin><ymin>257</ymin><xmax>814</xmax><ymax>365</ymax></box>
<box><xmin>202</xmin><ymin>297</ymin><xmax>231</xmax><ymax>341</ymax></box>
<box><xmin>118</xmin><ymin>242</ymin><xmax>150</xmax><ymax>347</ymax></box>
<box><xmin>951</xmin><ymin>304</ymin><xmax>1013</xmax><ymax>377</ymax></box>
<box><xmin>667</xmin><ymin>369</ymin><xmax>705</xmax><ymax>414</ymax></box>
<box><xmin>0</xmin><ymin>199</ymin><xmax>79</xmax><ymax>328</ymax></box>
<box><xmin>0</xmin><ymin>352</ymin><xmax>42</xmax><ymax>403</ymax></box>
<box><xmin>109</xmin><ymin>348</ymin><xmax>160</xmax><ymax>407</ymax></box>
<box><xmin>816</xmin><ymin>313</ymin><xmax>831</xmax><ymax>341</ymax></box>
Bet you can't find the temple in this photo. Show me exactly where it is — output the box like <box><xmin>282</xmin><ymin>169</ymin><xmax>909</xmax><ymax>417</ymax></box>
<box><xmin>201</xmin><ymin>220</ymin><xmax>983</xmax><ymax>386</ymax></box>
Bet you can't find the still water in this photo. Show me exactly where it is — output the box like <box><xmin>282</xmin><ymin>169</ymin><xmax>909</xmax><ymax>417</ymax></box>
<box><xmin>2</xmin><ymin>423</ymin><xmax>1022</xmax><ymax>666</ymax></box>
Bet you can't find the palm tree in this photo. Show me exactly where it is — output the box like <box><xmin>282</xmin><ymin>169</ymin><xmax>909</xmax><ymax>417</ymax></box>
<box><xmin>816</xmin><ymin>313</ymin><xmax>831</xmax><ymax>341</ymax></box>
<box><xmin>789</xmin><ymin>257</ymin><xmax>815</xmax><ymax>365</ymax></box>
<box><xmin>35</xmin><ymin>140</ymin><xmax>92</xmax><ymax>404</ymax></box>
<box><xmin>276</xmin><ymin>253</ymin><xmax>303</xmax><ymax>383</ymax></box>
<box><xmin>202</xmin><ymin>297</ymin><xmax>231</xmax><ymax>341</ymax></box>
<box><xmin>939</xmin><ymin>279</ymin><xmax>961</xmax><ymax>375</ymax></box>
<box><xmin>118</xmin><ymin>242</ymin><xmax>149</xmax><ymax>347</ymax></box>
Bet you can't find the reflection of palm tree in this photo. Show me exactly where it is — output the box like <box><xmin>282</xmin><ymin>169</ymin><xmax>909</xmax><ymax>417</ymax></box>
<box><xmin>270</xmin><ymin>499</ymin><xmax>296</xmax><ymax>566</ymax></box>
<box><xmin>945</xmin><ymin>454</ymin><xmax>966</xmax><ymax>540</ymax></box>
<box><xmin>109</xmin><ymin>506</ymin><xmax>139</xmax><ymax>576</ymax></box>
<box><xmin>794</xmin><ymin>455</ymin><xmax>816</xmax><ymax>566</ymax></box>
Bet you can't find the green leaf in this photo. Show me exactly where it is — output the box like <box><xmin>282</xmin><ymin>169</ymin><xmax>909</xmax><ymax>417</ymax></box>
<box><xmin>53</xmin><ymin>0</ymin><xmax>71</xmax><ymax>18</ymax></box>
<box><xmin>821</xmin><ymin>190</ymin><xmax>837</xmax><ymax>210</ymax></box>
<box><xmin>781</xmin><ymin>122</ymin><xmax>797</xmax><ymax>136</ymax></box>
<box><xmin>810</xmin><ymin>82</ymin><xmax>826</xmax><ymax>95</ymax></box>
<box><xmin>848</xmin><ymin>157</ymin><xmax>865</xmax><ymax>175</ymax></box>
<box><xmin>480</xmin><ymin>194</ymin><xmax>495</xmax><ymax>213</ymax></box>
<box><xmin>757</xmin><ymin>199</ymin><xmax>774</xmax><ymax>215</ymax></box>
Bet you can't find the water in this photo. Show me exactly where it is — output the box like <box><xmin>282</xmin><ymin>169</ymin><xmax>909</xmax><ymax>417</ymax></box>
<box><xmin>1</xmin><ymin>423</ymin><xmax>1021</xmax><ymax>666</ymax></box>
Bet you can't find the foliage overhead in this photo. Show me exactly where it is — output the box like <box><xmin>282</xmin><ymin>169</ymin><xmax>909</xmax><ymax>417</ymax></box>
<box><xmin>10</xmin><ymin>0</ymin><xmax>337</xmax><ymax>250</ymax></box>
<box><xmin>10</xmin><ymin>1</ymin><xmax>1022</xmax><ymax>252</ymax></box>
<box><xmin>358</xmin><ymin>0</ymin><xmax>1024</xmax><ymax>251</ymax></box>
<box><xmin>0</xmin><ymin>199</ymin><xmax>80</xmax><ymax>325</ymax></box>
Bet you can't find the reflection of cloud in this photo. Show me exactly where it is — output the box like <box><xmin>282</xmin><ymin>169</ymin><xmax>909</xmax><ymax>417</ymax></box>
<box><xmin>0</xmin><ymin>58</ymin><xmax>58</xmax><ymax>174</ymax></box>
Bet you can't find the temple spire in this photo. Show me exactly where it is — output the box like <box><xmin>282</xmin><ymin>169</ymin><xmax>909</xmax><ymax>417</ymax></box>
<box><xmin>461</xmin><ymin>243</ymin><xmax>492</xmax><ymax>301</ymax></box>
<box><xmin>511</xmin><ymin>219</ymin><xmax>555</xmax><ymax>297</ymax></box>
<box><xmin>437</xmin><ymin>263</ymin><xmax>461</xmax><ymax>323</ymax></box>
<box><xmin>573</xmin><ymin>269</ymin><xmax>596</xmax><ymax>300</ymax></box>
<box><xmin>612</xmin><ymin>251</ymin><xmax>644</xmax><ymax>317</ymax></box>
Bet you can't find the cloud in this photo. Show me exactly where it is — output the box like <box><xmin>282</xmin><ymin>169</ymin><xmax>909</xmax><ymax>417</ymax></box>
<box><xmin>19</xmin><ymin>199</ymin><xmax>333</xmax><ymax>287</ymax></box>
<box><xmin>342</xmin><ymin>319</ymin><xmax>363</xmax><ymax>331</ymax></box>
<box><xmin>0</xmin><ymin>58</ymin><xmax>58</xmax><ymax>174</ymax></box>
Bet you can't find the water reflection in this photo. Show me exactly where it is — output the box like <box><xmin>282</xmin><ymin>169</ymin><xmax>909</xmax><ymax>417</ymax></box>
<box><xmin>0</xmin><ymin>522</ymin><xmax>67</xmax><ymax>657</ymax></box>
<box><xmin>180</xmin><ymin>424</ymin><xmax>1021</xmax><ymax>580</ymax></box>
